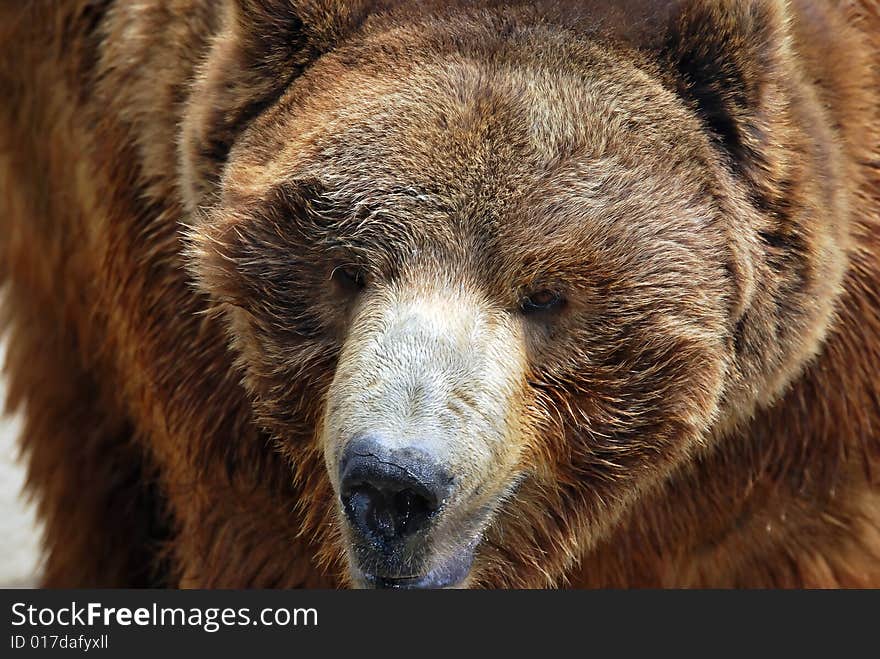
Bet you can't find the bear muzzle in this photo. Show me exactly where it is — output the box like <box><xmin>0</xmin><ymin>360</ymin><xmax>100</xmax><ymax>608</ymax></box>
<box><xmin>323</xmin><ymin>287</ymin><xmax>528</xmax><ymax>587</ymax></box>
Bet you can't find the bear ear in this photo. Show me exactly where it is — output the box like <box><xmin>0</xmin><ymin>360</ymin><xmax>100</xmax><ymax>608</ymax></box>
<box><xmin>231</xmin><ymin>0</ymin><xmax>378</xmax><ymax>70</ymax></box>
<box><xmin>659</xmin><ymin>0</ymin><xmax>794</xmax><ymax>176</ymax></box>
<box><xmin>180</xmin><ymin>1</ymin><xmax>379</xmax><ymax>216</ymax></box>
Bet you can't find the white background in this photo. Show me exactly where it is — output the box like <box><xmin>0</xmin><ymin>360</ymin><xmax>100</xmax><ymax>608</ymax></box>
<box><xmin>0</xmin><ymin>340</ymin><xmax>43</xmax><ymax>587</ymax></box>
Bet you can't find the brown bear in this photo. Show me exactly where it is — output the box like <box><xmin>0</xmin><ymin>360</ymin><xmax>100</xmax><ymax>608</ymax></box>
<box><xmin>1</xmin><ymin>0</ymin><xmax>878</xmax><ymax>588</ymax></box>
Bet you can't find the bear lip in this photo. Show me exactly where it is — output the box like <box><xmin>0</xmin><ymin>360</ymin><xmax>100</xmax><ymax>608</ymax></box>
<box><xmin>353</xmin><ymin>545</ymin><xmax>477</xmax><ymax>589</ymax></box>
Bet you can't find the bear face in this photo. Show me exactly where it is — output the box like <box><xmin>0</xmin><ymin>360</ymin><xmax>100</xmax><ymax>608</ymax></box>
<box><xmin>185</xmin><ymin>0</ymin><xmax>850</xmax><ymax>587</ymax></box>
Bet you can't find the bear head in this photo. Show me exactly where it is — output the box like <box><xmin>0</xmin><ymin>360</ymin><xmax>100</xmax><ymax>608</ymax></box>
<box><xmin>184</xmin><ymin>0</ymin><xmax>849</xmax><ymax>587</ymax></box>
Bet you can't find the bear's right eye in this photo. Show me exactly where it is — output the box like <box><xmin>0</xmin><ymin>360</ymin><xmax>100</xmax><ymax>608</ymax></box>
<box><xmin>332</xmin><ymin>264</ymin><xmax>367</xmax><ymax>294</ymax></box>
<box><xmin>520</xmin><ymin>289</ymin><xmax>565</xmax><ymax>315</ymax></box>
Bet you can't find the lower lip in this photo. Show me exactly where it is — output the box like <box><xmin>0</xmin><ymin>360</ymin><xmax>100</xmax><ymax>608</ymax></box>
<box><xmin>355</xmin><ymin>550</ymin><xmax>476</xmax><ymax>590</ymax></box>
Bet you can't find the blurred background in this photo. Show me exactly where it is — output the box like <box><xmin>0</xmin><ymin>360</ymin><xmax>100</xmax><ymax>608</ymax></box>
<box><xmin>0</xmin><ymin>339</ymin><xmax>43</xmax><ymax>587</ymax></box>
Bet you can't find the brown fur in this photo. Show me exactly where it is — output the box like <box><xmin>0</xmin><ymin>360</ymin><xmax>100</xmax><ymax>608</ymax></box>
<box><xmin>1</xmin><ymin>0</ymin><xmax>878</xmax><ymax>587</ymax></box>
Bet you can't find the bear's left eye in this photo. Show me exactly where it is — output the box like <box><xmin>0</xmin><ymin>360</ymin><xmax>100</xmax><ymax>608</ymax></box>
<box><xmin>332</xmin><ymin>264</ymin><xmax>367</xmax><ymax>294</ymax></box>
<box><xmin>520</xmin><ymin>289</ymin><xmax>565</xmax><ymax>314</ymax></box>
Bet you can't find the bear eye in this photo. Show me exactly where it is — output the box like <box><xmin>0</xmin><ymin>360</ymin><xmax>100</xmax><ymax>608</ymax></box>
<box><xmin>520</xmin><ymin>289</ymin><xmax>565</xmax><ymax>314</ymax></box>
<box><xmin>332</xmin><ymin>264</ymin><xmax>366</xmax><ymax>293</ymax></box>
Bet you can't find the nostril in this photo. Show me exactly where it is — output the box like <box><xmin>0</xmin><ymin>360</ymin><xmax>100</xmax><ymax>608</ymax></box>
<box><xmin>392</xmin><ymin>488</ymin><xmax>435</xmax><ymax>536</ymax></box>
<box><xmin>344</xmin><ymin>484</ymin><xmax>396</xmax><ymax>543</ymax></box>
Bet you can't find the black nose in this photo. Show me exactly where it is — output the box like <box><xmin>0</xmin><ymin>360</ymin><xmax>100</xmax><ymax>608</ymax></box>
<box><xmin>339</xmin><ymin>436</ymin><xmax>453</xmax><ymax>546</ymax></box>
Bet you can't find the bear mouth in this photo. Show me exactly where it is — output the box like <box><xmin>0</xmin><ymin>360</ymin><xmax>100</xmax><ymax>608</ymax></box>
<box><xmin>344</xmin><ymin>509</ymin><xmax>490</xmax><ymax>589</ymax></box>
<box><xmin>352</xmin><ymin>547</ymin><xmax>477</xmax><ymax>589</ymax></box>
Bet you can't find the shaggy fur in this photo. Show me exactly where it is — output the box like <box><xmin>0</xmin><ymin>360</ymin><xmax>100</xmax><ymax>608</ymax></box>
<box><xmin>1</xmin><ymin>0</ymin><xmax>878</xmax><ymax>587</ymax></box>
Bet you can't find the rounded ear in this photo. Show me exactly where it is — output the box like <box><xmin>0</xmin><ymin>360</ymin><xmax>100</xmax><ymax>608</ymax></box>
<box><xmin>179</xmin><ymin>0</ymin><xmax>379</xmax><ymax>216</ymax></box>
<box><xmin>660</xmin><ymin>0</ymin><xmax>794</xmax><ymax>177</ymax></box>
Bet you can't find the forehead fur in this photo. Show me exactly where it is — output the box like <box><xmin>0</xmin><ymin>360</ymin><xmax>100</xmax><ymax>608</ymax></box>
<box><xmin>218</xmin><ymin>13</ymin><xmax>726</xmax><ymax>290</ymax></box>
<box><xmin>228</xmin><ymin>12</ymin><xmax>716</xmax><ymax>184</ymax></box>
